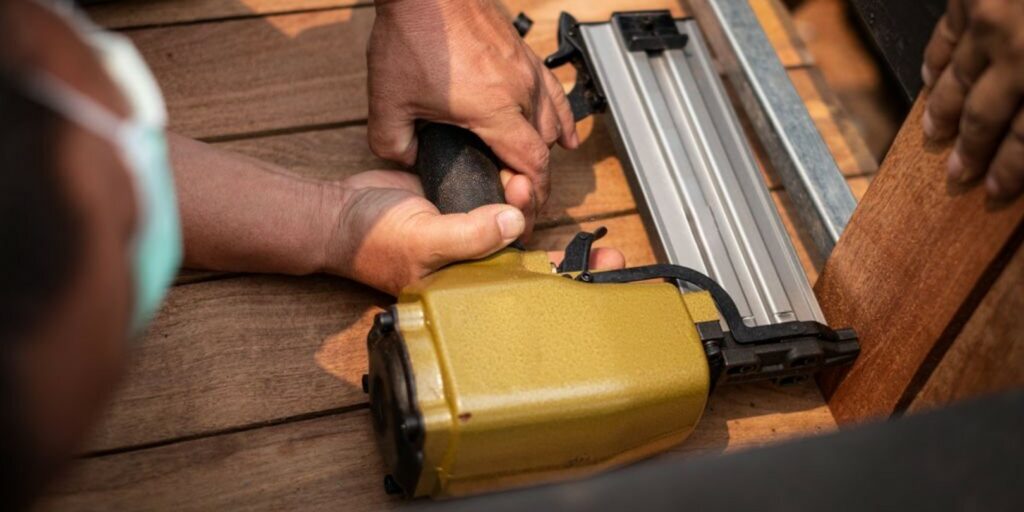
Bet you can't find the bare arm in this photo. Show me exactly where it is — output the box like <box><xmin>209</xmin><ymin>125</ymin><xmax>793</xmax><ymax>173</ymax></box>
<box><xmin>168</xmin><ymin>133</ymin><xmax>537</xmax><ymax>294</ymax></box>
<box><xmin>170</xmin><ymin>132</ymin><xmax>336</xmax><ymax>276</ymax></box>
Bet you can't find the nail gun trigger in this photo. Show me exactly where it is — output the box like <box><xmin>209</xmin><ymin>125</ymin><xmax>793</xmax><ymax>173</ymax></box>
<box><xmin>557</xmin><ymin>226</ymin><xmax>608</xmax><ymax>274</ymax></box>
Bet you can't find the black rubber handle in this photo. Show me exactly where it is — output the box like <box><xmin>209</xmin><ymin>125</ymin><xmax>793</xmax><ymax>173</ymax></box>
<box><xmin>414</xmin><ymin>123</ymin><xmax>505</xmax><ymax>214</ymax></box>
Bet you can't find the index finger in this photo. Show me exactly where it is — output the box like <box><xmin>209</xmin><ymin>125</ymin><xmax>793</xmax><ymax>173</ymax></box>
<box><xmin>923</xmin><ymin>0</ymin><xmax>969</xmax><ymax>87</ymax></box>
<box><xmin>473</xmin><ymin>111</ymin><xmax>552</xmax><ymax>208</ymax></box>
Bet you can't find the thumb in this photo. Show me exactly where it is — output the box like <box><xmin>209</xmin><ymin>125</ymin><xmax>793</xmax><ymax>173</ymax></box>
<box><xmin>414</xmin><ymin>204</ymin><xmax>525</xmax><ymax>265</ymax></box>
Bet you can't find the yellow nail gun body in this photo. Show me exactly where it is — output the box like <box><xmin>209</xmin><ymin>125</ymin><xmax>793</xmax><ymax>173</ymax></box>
<box><xmin>367</xmin><ymin>221</ymin><xmax>858</xmax><ymax>499</ymax></box>
<box><xmin>369</xmin><ymin>249</ymin><xmax>716</xmax><ymax>497</ymax></box>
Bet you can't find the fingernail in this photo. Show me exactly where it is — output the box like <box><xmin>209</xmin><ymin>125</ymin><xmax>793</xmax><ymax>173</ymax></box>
<box><xmin>947</xmin><ymin>151</ymin><xmax>964</xmax><ymax>181</ymax></box>
<box><xmin>923</xmin><ymin>110</ymin><xmax>936</xmax><ymax>140</ymax></box>
<box><xmin>569</xmin><ymin>131</ymin><xmax>580</xmax><ymax>148</ymax></box>
<box><xmin>921</xmin><ymin>64</ymin><xmax>934</xmax><ymax>88</ymax></box>
<box><xmin>497</xmin><ymin>209</ymin><xmax>525</xmax><ymax>240</ymax></box>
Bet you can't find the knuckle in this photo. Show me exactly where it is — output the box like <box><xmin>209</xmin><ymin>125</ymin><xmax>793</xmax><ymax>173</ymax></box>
<box><xmin>514</xmin><ymin>55</ymin><xmax>538</xmax><ymax>82</ymax></box>
<box><xmin>960</xmin><ymin>106</ymin><xmax>994</xmax><ymax>137</ymax></box>
<box><xmin>938</xmin><ymin>17</ymin><xmax>959</xmax><ymax>43</ymax></box>
<box><xmin>539</xmin><ymin>121</ymin><xmax>560</xmax><ymax>146</ymax></box>
<box><xmin>927</xmin><ymin>99</ymin><xmax>959</xmax><ymax>130</ymax></box>
<box><xmin>526</xmin><ymin>143</ymin><xmax>550</xmax><ymax>173</ymax></box>
<box><xmin>368</xmin><ymin>134</ymin><xmax>399</xmax><ymax>160</ymax></box>
<box><xmin>468</xmin><ymin>219</ymin><xmax>493</xmax><ymax>244</ymax></box>
<box><xmin>950</xmin><ymin>63</ymin><xmax>975</xmax><ymax>89</ymax></box>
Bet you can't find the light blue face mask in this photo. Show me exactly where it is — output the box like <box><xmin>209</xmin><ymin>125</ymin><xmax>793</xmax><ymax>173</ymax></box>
<box><xmin>23</xmin><ymin>2</ymin><xmax>183</xmax><ymax>334</ymax></box>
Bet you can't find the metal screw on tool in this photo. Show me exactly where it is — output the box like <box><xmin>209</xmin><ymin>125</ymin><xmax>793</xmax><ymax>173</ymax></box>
<box><xmin>375</xmin><ymin>311</ymin><xmax>395</xmax><ymax>333</ymax></box>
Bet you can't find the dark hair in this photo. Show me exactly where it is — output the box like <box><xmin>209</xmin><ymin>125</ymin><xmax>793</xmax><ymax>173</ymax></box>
<box><xmin>0</xmin><ymin>68</ymin><xmax>82</xmax><ymax>509</ymax></box>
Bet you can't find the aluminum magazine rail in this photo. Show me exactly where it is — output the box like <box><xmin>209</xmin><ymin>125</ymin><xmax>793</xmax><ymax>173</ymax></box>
<box><xmin>547</xmin><ymin>11</ymin><xmax>830</xmax><ymax>327</ymax></box>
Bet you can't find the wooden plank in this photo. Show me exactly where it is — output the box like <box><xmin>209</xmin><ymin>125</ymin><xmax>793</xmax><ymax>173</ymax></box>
<box><xmin>47</xmin><ymin>382</ymin><xmax>833</xmax><ymax>511</ymax></box>
<box><xmin>88</xmin><ymin>0</ymin><xmax>685</xmax><ymax>31</ymax></box>
<box><xmin>88</xmin><ymin>1</ymin><xmax>366</xmax><ymax>29</ymax></box>
<box><xmin>127</xmin><ymin>7</ymin><xmax>375</xmax><ymax>139</ymax></box>
<box><xmin>89</xmin><ymin>0</ymin><xmax>812</xmax><ymax>71</ymax></box>
<box><xmin>122</xmin><ymin>1</ymin><xmax>684</xmax><ymax>140</ymax></box>
<box><xmin>815</xmin><ymin>96</ymin><xmax>1024</xmax><ymax>423</ymax></box>
<box><xmin>114</xmin><ymin>1</ymin><xmax>826</xmax><ymax>141</ymax></box>
<box><xmin>908</xmin><ymin>244</ymin><xmax>1024</xmax><ymax>412</ymax></box>
<box><xmin>749</xmin><ymin>0</ymin><xmax>815</xmax><ymax>68</ymax></box>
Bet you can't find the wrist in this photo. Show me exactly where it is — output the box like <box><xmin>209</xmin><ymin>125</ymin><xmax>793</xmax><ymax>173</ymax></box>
<box><xmin>314</xmin><ymin>179</ymin><xmax>353</xmax><ymax>277</ymax></box>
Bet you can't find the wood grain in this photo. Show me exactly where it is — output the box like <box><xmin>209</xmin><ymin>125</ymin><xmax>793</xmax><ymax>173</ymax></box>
<box><xmin>88</xmin><ymin>0</ymin><xmax>367</xmax><ymax>29</ymax></box>
<box><xmin>89</xmin><ymin>0</ymin><xmax>812</xmax><ymax>72</ymax></box>
<box><xmin>908</xmin><ymin>244</ymin><xmax>1024</xmax><ymax>413</ymax></box>
<box><xmin>110</xmin><ymin>2</ymin><xmax>833</xmax><ymax>143</ymax></box>
<box><xmin>750</xmin><ymin>0</ymin><xmax>815</xmax><ymax>69</ymax></box>
<box><xmin>88</xmin><ymin>0</ymin><xmax>806</xmax><ymax>70</ymax></box>
<box><xmin>128</xmin><ymin>7</ymin><xmax>375</xmax><ymax>139</ymax></box>
<box><xmin>117</xmin><ymin>1</ymin><xmax>683</xmax><ymax>139</ymax></box>
<box><xmin>815</xmin><ymin>96</ymin><xmax>1024</xmax><ymax>423</ymax></box>
<box><xmin>47</xmin><ymin>383</ymin><xmax>833</xmax><ymax>511</ymax></box>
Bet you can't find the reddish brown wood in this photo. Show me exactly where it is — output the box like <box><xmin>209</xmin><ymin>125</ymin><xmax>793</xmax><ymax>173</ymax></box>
<box><xmin>816</xmin><ymin>96</ymin><xmax>1024</xmax><ymax>423</ymax></box>
<box><xmin>909</xmin><ymin>243</ymin><xmax>1024</xmax><ymax>412</ymax></box>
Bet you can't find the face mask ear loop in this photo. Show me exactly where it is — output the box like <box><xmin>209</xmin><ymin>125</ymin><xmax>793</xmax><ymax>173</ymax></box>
<box><xmin>19</xmin><ymin>70</ymin><xmax>153</xmax><ymax>270</ymax></box>
<box><xmin>19</xmin><ymin>71</ymin><xmax>126</xmax><ymax>145</ymax></box>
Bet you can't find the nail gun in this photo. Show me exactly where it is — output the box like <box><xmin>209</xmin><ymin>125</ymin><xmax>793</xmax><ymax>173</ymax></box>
<box><xmin>364</xmin><ymin>10</ymin><xmax>860</xmax><ymax>499</ymax></box>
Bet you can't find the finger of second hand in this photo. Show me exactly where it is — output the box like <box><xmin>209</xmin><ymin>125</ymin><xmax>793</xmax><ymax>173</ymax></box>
<box><xmin>474</xmin><ymin>115</ymin><xmax>551</xmax><ymax>207</ymax></box>
<box><xmin>541</xmin><ymin>67</ymin><xmax>578</xmax><ymax>149</ymax></box>
<box><xmin>922</xmin><ymin>14</ymin><xmax>961</xmax><ymax>88</ymax></box>
<box><xmin>925</xmin><ymin>28</ymin><xmax>989</xmax><ymax>141</ymax></box>
<box><xmin>951</xmin><ymin>66</ymin><xmax>1022</xmax><ymax>182</ymax></box>
<box><xmin>985</xmin><ymin>109</ymin><xmax>1024</xmax><ymax>200</ymax></box>
<box><xmin>533</xmin><ymin>88</ymin><xmax>562</xmax><ymax>148</ymax></box>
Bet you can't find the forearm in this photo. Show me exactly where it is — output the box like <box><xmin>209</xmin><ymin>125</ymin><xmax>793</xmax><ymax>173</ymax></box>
<box><xmin>169</xmin><ymin>133</ymin><xmax>344</xmax><ymax>275</ymax></box>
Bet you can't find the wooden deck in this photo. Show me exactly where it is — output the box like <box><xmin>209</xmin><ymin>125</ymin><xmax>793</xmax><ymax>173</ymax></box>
<box><xmin>42</xmin><ymin>1</ymin><xmax>878</xmax><ymax>509</ymax></box>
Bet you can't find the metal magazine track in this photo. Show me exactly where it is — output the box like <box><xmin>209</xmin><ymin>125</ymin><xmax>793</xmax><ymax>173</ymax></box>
<box><xmin>577</xmin><ymin>16</ymin><xmax>825</xmax><ymax>327</ymax></box>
